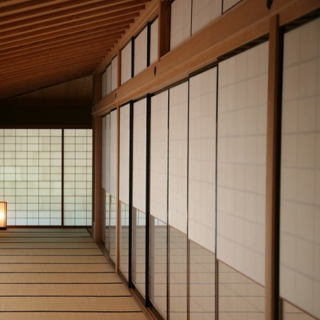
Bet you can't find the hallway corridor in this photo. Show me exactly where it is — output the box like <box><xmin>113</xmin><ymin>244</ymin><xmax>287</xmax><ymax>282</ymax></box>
<box><xmin>0</xmin><ymin>228</ymin><xmax>146</xmax><ymax>320</ymax></box>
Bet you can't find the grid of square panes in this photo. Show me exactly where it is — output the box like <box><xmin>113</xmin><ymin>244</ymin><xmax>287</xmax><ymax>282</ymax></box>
<box><xmin>120</xmin><ymin>202</ymin><xmax>130</xmax><ymax>280</ymax></box>
<box><xmin>0</xmin><ymin>129</ymin><xmax>62</xmax><ymax>226</ymax></box>
<box><xmin>133</xmin><ymin>209</ymin><xmax>146</xmax><ymax>297</ymax></box>
<box><xmin>64</xmin><ymin>129</ymin><xmax>92</xmax><ymax>226</ymax></box>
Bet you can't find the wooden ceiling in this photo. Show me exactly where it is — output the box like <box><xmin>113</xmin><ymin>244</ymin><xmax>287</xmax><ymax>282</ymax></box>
<box><xmin>0</xmin><ymin>0</ymin><xmax>150</xmax><ymax>101</ymax></box>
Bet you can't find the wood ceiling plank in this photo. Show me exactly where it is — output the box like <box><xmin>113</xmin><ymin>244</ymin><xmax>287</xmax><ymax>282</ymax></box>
<box><xmin>0</xmin><ymin>0</ymin><xmax>71</xmax><ymax>15</ymax></box>
<box><xmin>0</xmin><ymin>46</ymin><xmax>106</xmax><ymax>74</ymax></box>
<box><xmin>0</xmin><ymin>0</ymin><xmax>148</xmax><ymax>24</ymax></box>
<box><xmin>0</xmin><ymin>21</ymin><xmax>128</xmax><ymax>53</ymax></box>
<box><xmin>0</xmin><ymin>3</ymin><xmax>146</xmax><ymax>37</ymax></box>
<box><xmin>0</xmin><ymin>64</ymin><xmax>96</xmax><ymax>92</ymax></box>
<box><xmin>0</xmin><ymin>0</ymin><xmax>99</xmax><ymax>18</ymax></box>
<box><xmin>0</xmin><ymin>13</ymin><xmax>137</xmax><ymax>47</ymax></box>
<box><xmin>0</xmin><ymin>30</ymin><xmax>124</xmax><ymax>60</ymax></box>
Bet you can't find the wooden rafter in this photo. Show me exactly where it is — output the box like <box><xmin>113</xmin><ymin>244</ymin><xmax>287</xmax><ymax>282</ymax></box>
<box><xmin>0</xmin><ymin>0</ymin><xmax>150</xmax><ymax>100</ymax></box>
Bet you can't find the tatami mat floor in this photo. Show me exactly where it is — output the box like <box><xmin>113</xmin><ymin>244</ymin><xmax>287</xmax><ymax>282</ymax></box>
<box><xmin>0</xmin><ymin>228</ymin><xmax>147</xmax><ymax>320</ymax></box>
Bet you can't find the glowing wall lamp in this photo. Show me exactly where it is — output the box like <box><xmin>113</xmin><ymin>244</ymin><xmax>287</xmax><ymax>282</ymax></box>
<box><xmin>0</xmin><ymin>202</ymin><xmax>7</xmax><ymax>230</ymax></box>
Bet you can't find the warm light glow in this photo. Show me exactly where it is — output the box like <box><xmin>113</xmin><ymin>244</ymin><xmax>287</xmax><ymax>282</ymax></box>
<box><xmin>0</xmin><ymin>202</ymin><xmax>7</xmax><ymax>229</ymax></box>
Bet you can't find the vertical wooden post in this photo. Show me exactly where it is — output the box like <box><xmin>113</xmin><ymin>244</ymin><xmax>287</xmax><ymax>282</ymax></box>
<box><xmin>93</xmin><ymin>115</ymin><xmax>102</xmax><ymax>244</ymax></box>
<box><xmin>265</xmin><ymin>14</ymin><xmax>282</xmax><ymax>320</ymax></box>
<box><xmin>158</xmin><ymin>0</ymin><xmax>171</xmax><ymax>58</ymax></box>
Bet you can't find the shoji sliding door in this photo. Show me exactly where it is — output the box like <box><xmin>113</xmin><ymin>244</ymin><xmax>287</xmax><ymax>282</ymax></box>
<box><xmin>0</xmin><ymin>129</ymin><xmax>92</xmax><ymax>227</ymax></box>
<box><xmin>104</xmin><ymin>114</ymin><xmax>113</xmax><ymax>256</ymax></box>
<box><xmin>111</xmin><ymin>56</ymin><xmax>118</xmax><ymax>92</ymax></box>
<box><xmin>217</xmin><ymin>41</ymin><xmax>269</xmax><ymax>318</ymax></box>
<box><xmin>121</xmin><ymin>41</ymin><xmax>132</xmax><ymax>85</ymax></box>
<box><xmin>64</xmin><ymin>129</ymin><xmax>92</xmax><ymax>226</ymax></box>
<box><xmin>280</xmin><ymin>17</ymin><xmax>320</xmax><ymax>320</ymax></box>
<box><xmin>108</xmin><ymin>110</ymin><xmax>118</xmax><ymax>262</ymax></box>
<box><xmin>223</xmin><ymin>0</ymin><xmax>242</xmax><ymax>12</ymax></box>
<box><xmin>189</xmin><ymin>68</ymin><xmax>217</xmax><ymax>319</ymax></box>
<box><xmin>150</xmin><ymin>90</ymin><xmax>169</xmax><ymax>318</ymax></box>
<box><xmin>150</xmin><ymin>18</ymin><xmax>159</xmax><ymax>65</ymax></box>
<box><xmin>134</xmin><ymin>27</ymin><xmax>148</xmax><ymax>76</ymax></box>
<box><xmin>191</xmin><ymin>0</ymin><xmax>221</xmax><ymax>35</ymax></box>
<box><xmin>119</xmin><ymin>104</ymin><xmax>131</xmax><ymax>280</ymax></box>
<box><xmin>132</xmin><ymin>98</ymin><xmax>147</xmax><ymax>297</ymax></box>
<box><xmin>170</xmin><ymin>0</ymin><xmax>192</xmax><ymax>50</ymax></box>
<box><xmin>169</xmin><ymin>82</ymin><xmax>189</xmax><ymax>319</ymax></box>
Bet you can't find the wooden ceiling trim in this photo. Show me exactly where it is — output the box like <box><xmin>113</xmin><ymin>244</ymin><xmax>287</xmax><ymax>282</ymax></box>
<box><xmin>0</xmin><ymin>0</ymin><xmax>152</xmax><ymax>100</ymax></box>
<box><xmin>0</xmin><ymin>0</ymin><xmax>103</xmax><ymax>19</ymax></box>
<box><xmin>1</xmin><ymin>60</ymin><xmax>99</xmax><ymax>84</ymax></box>
<box><xmin>0</xmin><ymin>30</ymin><xmax>124</xmax><ymax>60</ymax></box>
<box><xmin>0</xmin><ymin>0</ymin><xmax>149</xmax><ymax>27</ymax></box>
<box><xmin>0</xmin><ymin>3</ymin><xmax>146</xmax><ymax>37</ymax></box>
<box><xmin>0</xmin><ymin>0</ymin><xmax>67</xmax><ymax>14</ymax></box>
<box><xmin>0</xmin><ymin>44</ymin><xmax>108</xmax><ymax>72</ymax></box>
<box><xmin>0</xmin><ymin>68</ymin><xmax>95</xmax><ymax>100</ymax></box>
<box><xmin>0</xmin><ymin>12</ymin><xmax>138</xmax><ymax>46</ymax></box>
<box><xmin>1</xmin><ymin>62</ymin><xmax>96</xmax><ymax>86</ymax></box>
<box><xmin>0</xmin><ymin>21</ymin><xmax>129</xmax><ymax>52</ymax></box>
<box><xmin>1</xmin><ymin>18</ymin><xmax>134</xmax><ymax>49</ymax></box>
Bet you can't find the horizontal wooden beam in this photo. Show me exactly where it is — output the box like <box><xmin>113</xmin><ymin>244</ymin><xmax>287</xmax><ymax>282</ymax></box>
<box><xmin>0</xmin><ymin>0</ymin><xmax>68</xmax><ymax>15</ymax></box>
<box><xmin>0</xmin><ymin>30</ymin><xmax>124</xmax><ymax>60</ymax></box>
<box><xmin>0</xmin><ymin>0</ymin><xmax>60</xmax><ymax>14</ymax></box>
<box><xmin>0</xmin><ymin>0</ymin><xmax>133</xmax><ymax>20</ymax></box>
<box><xmin>0</xmin><ymin>4</ymin><xmax>145</xmax><ymax>39</ymax></box>
<box><xmin>0</xmin><ymin>36</ymin><xmax>115</xmax><ymax>67</ymax></box>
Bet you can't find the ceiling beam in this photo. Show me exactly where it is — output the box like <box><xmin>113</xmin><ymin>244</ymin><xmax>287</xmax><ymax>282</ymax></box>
<box><xmin>0</xmin><ymin>13</ymin><xmax>138</xmax><ymax>47</ymax></box>
<box><xmin>0</xmin><ymin>3</ymin><xmax>146</xmax><ymax>37</ymax></box>
<box><xmin>0</xmin><ymin>29</ymin><xmax>125</xmax><ymax>60</ymax></box>
<box><xmin>0</xmin><ymin>43</ymin><xmax>109</xmax><ymax>73</ymax></box>
<box><xmin>0</xmin><ymin>0</ymin><xmax>148</xmax><ymax>24</ymax></box>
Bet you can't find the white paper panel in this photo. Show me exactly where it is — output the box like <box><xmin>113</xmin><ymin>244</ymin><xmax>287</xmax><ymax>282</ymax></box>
<box><xmin>110</xmin><ymin>110</ymin><xmax>118</xmax><ymax>198</ymax></box>
<box><xmin>101</xmin><ymin>116</ymin><xmax>106</xmax><ymax>189</ymax></box>
<box><xmin>169</xmin><ymin>82</ymin><xmax>188</xmax><ymax>233</ymax></box>
<box><xmin>106</xmin><ymin>64</ymin><xmax>112</xmax><ymax>95</ymax></box>
<box><xmin>223</xmin><ymin>0</ymin><xmax>241</xmax><ymax>12</ymax></box>
<box><xmin>134</xmin><ymin>27</ymin><xmax>148</xmax><ymax>76</ymax></box>
<box><xmin>150</xmin><ymin>18</ymin><xmax>159</xmax><ymax>65</ymax></box>
<box><xmin>133</xmin><ymin>99</ymin><xmax>147</xmax><ymax>213</ymax></box>
<box><xmin>280</xmin><ymin>18</ymin><xmax>320</xmax><ymax>319</ymax></box>
<box><xmin>111</xmin><ymin>56</ymin><xmax>118</xmax><ymax>91</ymax></box>
<box><xmin>189</xmin><ymin>68</ymin><xmax>217</xmax><ymax>253</ymax></box>
<box><xmin>217</xmin><ymin>42</ymin><xmax>269</xmax><ymax>286</ymax></box>
<box><xmin>102</xmin><ymin>71</ymin><xmax>107</xmax><ymax>98</ymax></box>
<box><xmin>121</xmin><ymin>41</ymin><xmax>132</xmax><ymax>85</ymax></box>
<box><xmin>119</xmin><ymin>104</ymin><xmax>130</xmax><ymax>204</ymax></box>
<box><xmin>150</xmin><ymin>91</ymin><xmax>168</xmax><ymax>223</ymax></box>
<box><xmin>105</xmin><ymin>114</ymin><xmax>111</xmax><ymax>193</ymax></box>
<box><xmin>170</xmin><ymin>0</ymin><xmax>192</xmax><ymax>50</ymax></box>
<box><xmin>192</xmin><ymin>0</ymin><xmax>221</xmax><ymax>35</ymax></box>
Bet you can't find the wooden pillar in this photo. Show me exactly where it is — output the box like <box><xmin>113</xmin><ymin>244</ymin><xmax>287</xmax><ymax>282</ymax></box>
<box><xmin>265</xmin><ymin>14</ymin><xmax>282</xmax><ymax>320</ymax></box>
<box><xmin>158</xmin><ymin>0</ymin><xmax>171</xmax><ymax>58</ymax></box>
